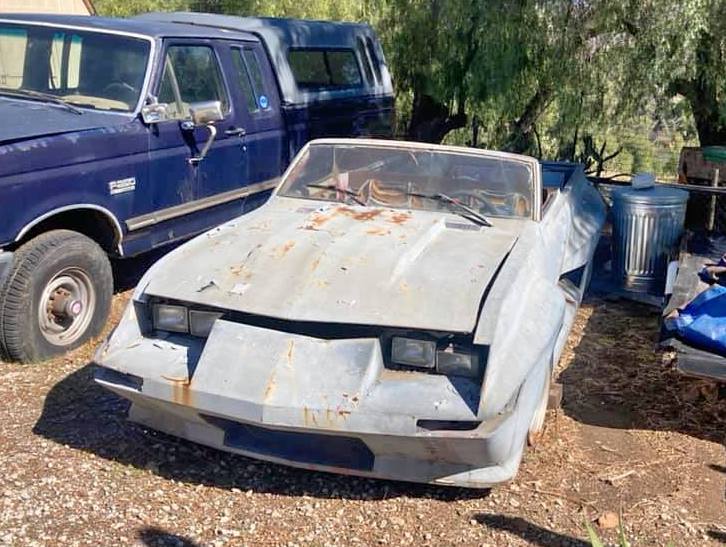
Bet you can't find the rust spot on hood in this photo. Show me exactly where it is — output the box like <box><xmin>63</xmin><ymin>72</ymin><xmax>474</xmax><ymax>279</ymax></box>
<box><xmin>274</xmin><ymin>241</ymin><xmax>296</xmax><ymax>258</ymax></box>
<box><xmin>310</xmin><ymin>256</ymin><xmax>322</xmax><ymax>272</ymax></box>
<box><xmin>365</xmin><ymin>226</ymin><xmax>391</xmax><ymax>236</ymax></box>
<box><xmin>305</xmin><ymin>205</ymin><xmax>384</xmax><ymax>229</ymax></box>
<box><xmin>388</xmin><ymin>212</ymin><xmax>412</xmax><ymax>225</ymax></box>
<box><xmin>338</xmin><ymin>207</ymin><xmax>384</xmax><ymax>221</ymax></box>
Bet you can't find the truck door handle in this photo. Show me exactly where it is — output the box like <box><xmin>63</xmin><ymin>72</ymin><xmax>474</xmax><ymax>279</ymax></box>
<box><xmin>225</xmin><ymin>127</ymin><xmax>246</xmax><ymax>136</ymax></box>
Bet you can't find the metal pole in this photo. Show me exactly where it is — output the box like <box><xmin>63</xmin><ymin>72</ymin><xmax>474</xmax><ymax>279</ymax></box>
<box><xmin>708</xmin><ymin>168</ymin><xmax>720</xmax><ymax>231</ymax></box>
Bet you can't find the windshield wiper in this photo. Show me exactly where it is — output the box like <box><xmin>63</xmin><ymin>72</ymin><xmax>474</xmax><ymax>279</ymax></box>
<box><xmin>0</xmin><ymin>88</ymin><xmax>83</xmax><ymax>115</ymax></box>
<box><xmin>405</xmin><ymin>191</ymin><xmax>492</xmax><ymax>227</ymax></box>
<box><xmin>307</xmin><ymin>183</ymin><xmax>366</xmax><ymax>207</ymax></box>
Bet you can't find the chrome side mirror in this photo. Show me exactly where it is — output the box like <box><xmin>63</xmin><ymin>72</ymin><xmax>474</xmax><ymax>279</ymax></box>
<box><xmin>141</xmin><ymin>96</ymin><xmax>169</xmax><ymax>124</ymax></box>
<box><xmin>185</xmin><ymin>100</ymin><xmax>224</xmax><ymax>165</ymax></box>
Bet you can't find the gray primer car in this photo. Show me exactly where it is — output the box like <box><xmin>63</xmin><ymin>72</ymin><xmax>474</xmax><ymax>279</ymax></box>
<box><xmin>94</xmin><ymin>139</ymin><xmax>605</xmax><ymax>488</ymax></box>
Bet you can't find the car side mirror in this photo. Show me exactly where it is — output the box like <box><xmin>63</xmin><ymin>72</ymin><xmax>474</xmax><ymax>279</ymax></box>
<box><xmin>141</xmin><ymin>95</ymin><xmax>169</xmax><ymax>124</ymax></box>
<box><xmin>185</xmin><ymin>100</ymin><xmax>224</xmax><ymax>165</ymax></box>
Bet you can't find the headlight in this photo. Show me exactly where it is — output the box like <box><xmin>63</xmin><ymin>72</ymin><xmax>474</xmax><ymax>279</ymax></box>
<box><xmin>390</xmin><ymin>336</ymin><xmax>483</xmax><ymax>378</ymax></box>
<box><xmin>152</xmin><ymin>304</ymin><xmax>188</xmax><ymax>333</ymax></box>
<box><xmin>436</xmin><ymin>344</ymin><xmax>482</xmax><ymax>378</ymax></box>
<box><xmin>391</xmin><ymin>337</ymin><xmax>436</xmax><ymax>368</ymax></box>
<box><xmin>152</xmin><ymin>303</ymin><xmax>223</xmax><ymax>337</ymax></box>
<box><xmin>189</xmin><ymin>309</ymin><xmax>224</xmax><ymax>337</ymax></box>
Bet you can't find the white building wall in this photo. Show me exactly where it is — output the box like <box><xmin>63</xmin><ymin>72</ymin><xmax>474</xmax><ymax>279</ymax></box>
<box><xmin>0</xmin><ymin>0</ymin><xmax>93</xmax><ymax>15</ymax></box>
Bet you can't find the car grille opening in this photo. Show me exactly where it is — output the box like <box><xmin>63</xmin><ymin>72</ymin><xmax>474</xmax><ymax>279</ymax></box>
<box><xmin>201</xmin><ymin>415</ymin><xmax>374</xmax><ymax>471</ymax></box>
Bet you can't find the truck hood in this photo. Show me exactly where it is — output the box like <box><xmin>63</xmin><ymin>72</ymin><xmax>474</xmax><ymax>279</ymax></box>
<box><xmin>143</xmin><ymin>198</ymin><xmax>524</xmax><ymax>333</ymax></box>
<box><xmin>0</xmin><ymin>96</ymin><xmax>132</xmax><ymax>144</ymax></box>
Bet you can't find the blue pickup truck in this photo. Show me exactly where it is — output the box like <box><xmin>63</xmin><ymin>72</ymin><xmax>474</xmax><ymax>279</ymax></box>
<box><xmin>0</xmin><ymin>12</ymin><xmax>394</xmax><ymax>363</ymax></box>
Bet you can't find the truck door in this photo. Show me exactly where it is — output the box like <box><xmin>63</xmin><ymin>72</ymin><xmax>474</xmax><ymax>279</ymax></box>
<box><xmin>224</xmin><ymin>41</ymin><xmax>285</xmax><ymax>205</ymax></box>
<box><xmin>127</xmin><ymin>40</ymin><xmax>242</xmax><ymax>245</ymax></box>
<box><xmin>186</xmin><ymin>41</ymin><xmax>249</xmax><ymax>201</ymax></box>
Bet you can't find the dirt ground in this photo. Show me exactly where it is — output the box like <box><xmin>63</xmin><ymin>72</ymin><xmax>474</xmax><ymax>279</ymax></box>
<box><xmin>0</xmin><ymin>293</ymin><xmax>724</xmax><ymax>546</ymax></box>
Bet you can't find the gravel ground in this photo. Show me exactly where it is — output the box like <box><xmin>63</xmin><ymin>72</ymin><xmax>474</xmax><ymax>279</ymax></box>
<box><xmin>1</xmin><ymin>293</ymin><xmax>724</xmax><ymax>546</ymax></box>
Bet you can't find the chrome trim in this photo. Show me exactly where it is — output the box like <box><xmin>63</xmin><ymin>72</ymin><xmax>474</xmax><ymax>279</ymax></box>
<box><xmin>0</xmin><ymin>18</ymin><xmax>157</xmax><ymax>115</ymax></box>
<box><xmin>126</xmin><ymin>178</ymin><xmax>279</xmax><ymax>232</ymax></box>
<box><xmin>15</xmin><ymin>204</ymin><xmax>125</xmax><ymax>255</ymax></box>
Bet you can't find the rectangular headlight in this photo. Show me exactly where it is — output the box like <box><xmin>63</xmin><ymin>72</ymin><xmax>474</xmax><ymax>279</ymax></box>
<box><xmin>189</xmin><ymin>309</ymin><xmax>224</xmax><ymax>337</ymax></box>
<box><xmin>437</xmin><ymin>347</ymin><xmax>481</xmax><ymax>378</ymax></box>
<box><xmin>391</xmin><ymin>337</ymin><xmax>436</xmax><ymax>368</ymax></box>
<box><xmin>152</xmin><ymin>304</ymin><xmax>188</xmax><ymax>333</ymax></box>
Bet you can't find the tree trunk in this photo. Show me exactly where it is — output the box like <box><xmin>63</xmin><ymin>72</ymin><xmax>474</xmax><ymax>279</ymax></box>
<box><xmin>504</xmin><ymin>86</ymin><xmax>552</xmax><ymax>154</ymax></box>
<box><xmin>672</xmin><ymin>32</ymin><xmax>726</xmax><ymax>146</ymax></box>
<box><xmin>407</xmin><ymin>91</ymin><xmax>467</xmax><ymax>144</ymax></box>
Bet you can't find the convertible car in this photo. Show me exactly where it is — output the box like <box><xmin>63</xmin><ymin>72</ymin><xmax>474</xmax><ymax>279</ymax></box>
<box><xmin>94</xmin><ymin>139</ymin><xmax>605</xmax><ymax>488</ymax></box>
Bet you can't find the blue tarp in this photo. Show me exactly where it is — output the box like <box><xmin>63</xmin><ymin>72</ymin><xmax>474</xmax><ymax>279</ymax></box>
<box><xmin>668</xmin><ymin>284</ymin><xmax>726</xmax><ymax>356</ymax></box>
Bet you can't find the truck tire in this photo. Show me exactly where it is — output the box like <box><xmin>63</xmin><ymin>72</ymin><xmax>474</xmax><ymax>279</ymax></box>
<box><xmin>0</xmin><ymin>230</ymin><xmax>113</xmax><ymax>363</ymax></box>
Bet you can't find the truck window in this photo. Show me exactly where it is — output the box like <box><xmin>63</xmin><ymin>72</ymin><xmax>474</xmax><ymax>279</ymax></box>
<box><xmin>158</xmin><ymin>45</ymin><xmax>229</xmax><ymax>120</ymax></box>
<box><xmin>356</xmin><ymin>38</ymin><xmax>375</xmax><ymax>86</ymax></box>
<box><xmin>0</xmin><ymin>22</ymin><xmax>149</xmax><ymax>112</ymax></box>
<box><xmin>288</xmin><ymin>48</ymin><xmax>362</xmax><ymax>90</ymax></box>
<box><xmin>231</xmin><ymin>47</ymin><xmax>271</xmax><ymax>112</ymax></box>
<box><xmin>365</xmin><ymin>38</ymin><xmax>383</xmax><ymax>84</ymax></box>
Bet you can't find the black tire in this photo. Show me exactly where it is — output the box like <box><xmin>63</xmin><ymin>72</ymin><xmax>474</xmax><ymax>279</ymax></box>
<box><xmin>0</xmin><ymin>230</ymin><xmax>113</xmax><ymax>363</ymax></box>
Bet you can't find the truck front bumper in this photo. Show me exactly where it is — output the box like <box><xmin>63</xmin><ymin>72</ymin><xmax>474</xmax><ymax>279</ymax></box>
<box><xmin>0</xmin><ymin>250</ymin><xmax>13</xmax><ymax>286</ymax></box>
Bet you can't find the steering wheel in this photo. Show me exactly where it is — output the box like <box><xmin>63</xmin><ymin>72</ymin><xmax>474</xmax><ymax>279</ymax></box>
<box><xmin>102</xmin><ymin>81</ymin><xmax>137</xmax><ymax>103</ymax></box>
<box><xmin>448</xmin><ymin>189</ymin><xmax>498</xmax><ymax>215</ymax></box>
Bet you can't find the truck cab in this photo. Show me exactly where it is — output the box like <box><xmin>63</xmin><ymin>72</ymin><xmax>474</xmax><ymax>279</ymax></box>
<box><xmin>0</xmin><ymin>13</ymin><xmax>394</xmax><ymax>363</ymax></box>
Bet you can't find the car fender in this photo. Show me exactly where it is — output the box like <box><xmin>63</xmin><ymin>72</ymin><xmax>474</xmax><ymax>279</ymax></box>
<box><xmin>474</xmin><ymin>223</ymin><xmax>566</xmax><ymax>421</ymax></box>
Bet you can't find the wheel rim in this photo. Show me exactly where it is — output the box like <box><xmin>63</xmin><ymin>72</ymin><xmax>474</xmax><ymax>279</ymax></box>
<box><xmin>37</xmin><ymin>267</ymin><xmax>96</xmax><ymax>346</ymax></box>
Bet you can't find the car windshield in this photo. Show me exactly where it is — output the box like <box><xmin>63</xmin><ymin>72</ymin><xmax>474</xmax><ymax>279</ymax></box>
<box><xmin>0</xmin><ymin>22</ymin><xmax>150</xmax><ymax>113</ymax></box>
<box><xmin>278</xmin><ymin>142</ymin><xmax>535</xmax><ymax>219</ymax></box>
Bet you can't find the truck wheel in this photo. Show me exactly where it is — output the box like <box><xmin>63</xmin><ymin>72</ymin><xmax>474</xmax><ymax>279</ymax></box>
<box><xmin>0</xmin><ymin>230</ymin><xmax>113</xmax><ymax>363</ymax></box>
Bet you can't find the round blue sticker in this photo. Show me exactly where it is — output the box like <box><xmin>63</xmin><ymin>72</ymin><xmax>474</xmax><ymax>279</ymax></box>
<box><xmin>258</xmin><ymin>95</ymin><xmax>269</xmax><ymax>109</ymax></box>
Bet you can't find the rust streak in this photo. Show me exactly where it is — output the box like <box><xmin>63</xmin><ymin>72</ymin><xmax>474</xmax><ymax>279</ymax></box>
<box><xmin>365</xmin><ymin>226</ymin><xmax>391</xmax><ymax>236</ymax></box>
<box><xmin>274</xmin><ymin>240</ymin><xmax>296</xmax><ymax>258</ymax></box>
<box><xmin>310</xmin><ymin>256</ymin><xmax>322</xmax><ymax>272</ymax></box>
<box><xmin>263</xmin><ymin>370</ymin><xmax>277</xmax><ymax>402</ymax></box>
<box><xmin>163</xmin><ymin>376</ymin><xmax>192</xmax><ymax>407</ymax></box>
<box><xmin>286</xmin><ymin>340</ymin><xmax>295</xmax><ymax>367</ymax></box>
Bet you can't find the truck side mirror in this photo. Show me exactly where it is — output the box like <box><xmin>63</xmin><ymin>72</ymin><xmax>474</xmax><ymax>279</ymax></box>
<box><xmin>185</xmin><ymin>101</ymin><xmax>224</xmax><ymax>165</ymax></box>
<box><xmin>141</xmin><ymin>95</ymin><xmax>169</xmax><ymax>124</ymax></box>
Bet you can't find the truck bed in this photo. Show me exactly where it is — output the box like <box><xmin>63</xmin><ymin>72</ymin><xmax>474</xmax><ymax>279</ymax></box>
<box><xmin>661</xmin><ymin>234</ymin><xmax>726</xmax><ymax>381</ymax></box>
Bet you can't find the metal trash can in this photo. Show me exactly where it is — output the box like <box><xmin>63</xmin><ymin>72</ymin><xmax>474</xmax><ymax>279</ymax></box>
<box><xmin>612</xmin><ymin>185</ymin><xmax>689</xmax><ymax>295</ymax></box>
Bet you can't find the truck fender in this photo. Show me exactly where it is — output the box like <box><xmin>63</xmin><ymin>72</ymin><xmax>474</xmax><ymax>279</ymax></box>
<box><xmin>14</xmin><ymin>204</ymin><xmax>124</xmax><ymax>255</ymax></box>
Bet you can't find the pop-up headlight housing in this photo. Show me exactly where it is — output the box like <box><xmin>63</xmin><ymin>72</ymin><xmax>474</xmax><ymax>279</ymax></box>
<box><xmin>389</xmin><ymin>335</ymin><xmax>483</xmax><ymax>379</ymax></box>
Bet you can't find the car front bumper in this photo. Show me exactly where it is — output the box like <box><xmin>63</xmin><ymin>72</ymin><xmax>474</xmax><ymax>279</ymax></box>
<box><xmin>0</xmin><ymin>250</ymin><xmax>13</xmax><ymax>286</ymax></box>
<box><xmin>94</xmin><ymin>312</ymin><xmax>528</xmax><ymax>489</ymax></box>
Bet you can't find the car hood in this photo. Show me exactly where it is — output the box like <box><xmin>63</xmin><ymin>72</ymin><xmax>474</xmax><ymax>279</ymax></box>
<box><xmin>0</xmin><ymin>96</ymin><xmax>132</xmax><ymax>143</ymax></box>
<box><xmin>143</xmin><ymin>198</ymin><xmax>524</xmax><ymax>333</ymax></box>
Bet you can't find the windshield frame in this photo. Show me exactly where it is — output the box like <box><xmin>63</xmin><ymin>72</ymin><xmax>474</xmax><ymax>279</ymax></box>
<box><xmin>275</xmin><ymin>138</ymin><xmax>544</xmax><ymax>221</ymax></box>
<box><xmin>0</xmin><ymin>18</ymin><xmax>156</xmax><ymax>115</ymax></box>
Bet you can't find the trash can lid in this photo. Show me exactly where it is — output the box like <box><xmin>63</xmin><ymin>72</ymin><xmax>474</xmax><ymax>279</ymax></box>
<box><xmin>703</xmin><ymin>146</ymin><xmax>726</xmax><ymax>164</ymax></box>
<box><xmin>612</xmin><ymin>184</ymin><xmax>689</xmax><ymax>205</ymax></box>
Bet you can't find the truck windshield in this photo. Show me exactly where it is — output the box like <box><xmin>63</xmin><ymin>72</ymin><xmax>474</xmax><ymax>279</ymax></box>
<box><xmin>0</xmin><ymin>22</ymin><xmax>150</xmax><ymax>113</ymax></box>
<box><xmin>279</xmin><ymin>142</ymin><xmax>535</xmax><ymax>219</ymax></box>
